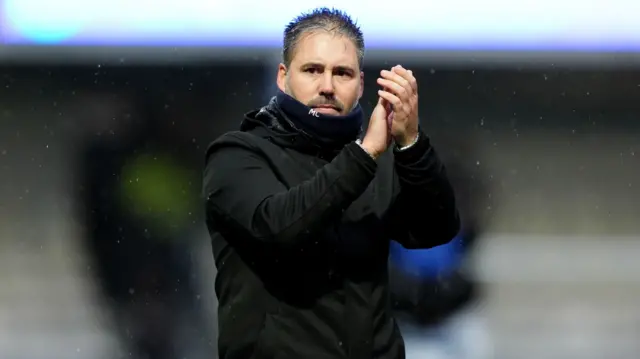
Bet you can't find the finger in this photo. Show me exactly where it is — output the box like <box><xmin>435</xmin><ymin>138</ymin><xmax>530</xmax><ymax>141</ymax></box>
<box><xmin>379</xmin><ymin>82</ymin><xmax>414</xmax><ymax>116</ymax></box>
<box><xmin>377</xmin><ymin>96</ymin><xmax>394</xmax><ymax>117</ymax></box>
<box><xmin>380</xmin><ymin>69</ymin><xmax>412</xmax><ymax>95</ymax></box>
<box><xmin>380</xmin><ymin>87</ymin><xmax>412</xmax><ymax>118</ymax></box>
<box><xmin>377</xmin><ymin>90</ymin><xmax>403</xmax><ymax>111</ymax></box>
<box><xmin>383</xmin><ymin>98</ymin><xmax>393</xmax><ymax>118</ymax></box>
<box><xmin>376</xmin><ymin>78</ymin><xmax>407</xmax><ymax>100</ymax></box>
<box><xmin>392</xmin><ymin>66</ymin><xmax>418</xmax><ymax>93</ymax></box>
<box><xmin>381</xmin><ymin>69</ymin><xmax>410</xmax><ymax>90</ymax></box>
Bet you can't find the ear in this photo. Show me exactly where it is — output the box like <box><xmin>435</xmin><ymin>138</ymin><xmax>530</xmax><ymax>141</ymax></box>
<box><xmin>276</xmin><ymin>63</ymin><xmax>287</xmax><ymax>92</ymax></box>
<box><xmin>358</xmin><ymin>71</ymin><xmax>365</xmax><ymax>99</ymax></box>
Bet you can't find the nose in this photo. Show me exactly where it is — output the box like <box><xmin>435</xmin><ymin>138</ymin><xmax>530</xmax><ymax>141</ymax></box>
<box><xmin>318</xmin><ymin>72</ymin><xmax>334</xmax><ymax>96</ymax></box>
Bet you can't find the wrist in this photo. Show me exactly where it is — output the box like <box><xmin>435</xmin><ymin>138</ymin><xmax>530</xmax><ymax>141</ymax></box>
<box><xmin>357</xmin><ymin>139</ymin><xmax>381</xmax><ymax>160</ymax></box>
<box><xmin>395</xmin><ymin>130</ymin><xmax>419</xmax><ymax>148</ymax></box>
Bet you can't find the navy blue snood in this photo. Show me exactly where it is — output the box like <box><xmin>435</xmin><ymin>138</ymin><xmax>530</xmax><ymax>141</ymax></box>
<box><xmin>275</xmin><ymin>90</ymin><xmax>363</xmax><ymax>142</ymax></box>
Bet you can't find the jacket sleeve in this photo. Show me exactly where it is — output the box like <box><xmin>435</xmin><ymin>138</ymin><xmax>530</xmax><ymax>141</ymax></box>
<box><xmin>203</xmin><ymin>133</ymin><xmax>377</xmax><ymax>246</ymax></box>
<box><xmin>389</xmin><ymin>130</ymin><xmax>461</xmax><ymax>249</ymax></box>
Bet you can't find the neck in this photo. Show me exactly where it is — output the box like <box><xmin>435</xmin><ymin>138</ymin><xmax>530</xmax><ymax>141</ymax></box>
<box><xmin>275</xmin><ymin>90</ymin><xmax>363</xmax><ymax>142</ymax></box>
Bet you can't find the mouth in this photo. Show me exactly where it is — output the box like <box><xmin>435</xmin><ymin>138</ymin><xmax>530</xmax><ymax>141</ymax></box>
<box><xmin>312</xmin><ymin>105</ymin><xmax>340</xmax><ymax>115</ymax></box>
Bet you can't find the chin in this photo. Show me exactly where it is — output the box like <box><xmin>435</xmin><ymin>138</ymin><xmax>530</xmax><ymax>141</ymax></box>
<box><xmin>314</xmin><ymin>108</ymin><xmax>341</xmax><ymax>116</ymax></box>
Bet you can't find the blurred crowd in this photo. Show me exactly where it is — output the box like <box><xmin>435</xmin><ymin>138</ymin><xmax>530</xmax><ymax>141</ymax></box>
<box><xmin>2</xmin><ymin>64</ymin><xmax>639</xmax><ymax>359</ymax></box>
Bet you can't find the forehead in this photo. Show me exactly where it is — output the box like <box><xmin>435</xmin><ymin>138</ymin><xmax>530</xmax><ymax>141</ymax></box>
<box><xmin>291</xmin><ymin>31</ymin><xmax>359</xmax><ymax>68</ymax></box>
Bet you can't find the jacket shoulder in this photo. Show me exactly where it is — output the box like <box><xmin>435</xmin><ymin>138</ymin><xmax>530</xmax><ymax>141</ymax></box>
<box><xmin>205</xmin><ymin>131</ymin><xmax>267</xmax><ymax>162</ymax></box>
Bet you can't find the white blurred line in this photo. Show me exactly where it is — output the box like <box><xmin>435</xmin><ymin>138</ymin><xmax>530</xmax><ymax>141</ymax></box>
<box><xmin>474</xmin><ymin>234</ymin><xmax>640</xmax><ymax>283</ymax></box>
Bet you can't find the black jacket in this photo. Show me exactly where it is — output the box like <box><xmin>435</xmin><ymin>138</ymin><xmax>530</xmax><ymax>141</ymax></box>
<box><xmin>203</xmin><ymin>100</ymin><xmax>460</xmax><ymax>359</ymax></box>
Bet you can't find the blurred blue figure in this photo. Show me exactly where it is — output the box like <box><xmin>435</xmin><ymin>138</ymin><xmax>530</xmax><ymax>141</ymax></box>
<box><xmin>389</xmin><ymin>230</ymin><xmax>491</xmax><ymax>359</ymax></box>
<box><xmin>388</xmin><ymin>147</ymin><xmax>493</xmax><ymax>359</ymax></box>
<box><xmin>389</xmin><ymin>232</ymin><xmax>465</xmax><ymax>279</ymax></box>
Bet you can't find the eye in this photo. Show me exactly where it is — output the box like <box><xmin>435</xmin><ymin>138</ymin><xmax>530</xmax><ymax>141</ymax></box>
<box><xmin>335</xmin><ymin>69</ymin><xmax>352</xmax><ymax>77</ymax></box>
<box><xmin>305</xmin><ymin>68</ymin><xmax>320</xmax><ymax>74</ymax></box>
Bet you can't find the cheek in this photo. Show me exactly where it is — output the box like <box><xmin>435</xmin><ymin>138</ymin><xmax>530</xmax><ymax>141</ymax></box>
<box><xmin>338</xmin><ymin>83</ymin><xmax>361</xmax><ymax>104</ymax></box>
<box><xmin>288</xmin><ymin>76</ymin><xmax>316</xmax><ymax>100</ymax></box>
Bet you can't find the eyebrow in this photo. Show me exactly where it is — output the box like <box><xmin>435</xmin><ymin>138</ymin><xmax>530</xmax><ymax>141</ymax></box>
<box><xmin>301</xmin><ymin>62</ymin><xmax>356</xmax><ymax>74</ymax></box>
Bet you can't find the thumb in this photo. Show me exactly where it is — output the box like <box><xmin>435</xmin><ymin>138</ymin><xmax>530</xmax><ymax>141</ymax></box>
<box><xmin>372</xmin><ymin>98</ymin><xmax>385</xmax><ymax>117</ymax></box>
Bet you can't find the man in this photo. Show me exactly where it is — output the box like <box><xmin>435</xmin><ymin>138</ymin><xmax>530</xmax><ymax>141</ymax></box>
<box><xmin>203</xmin><ymin>8</ymin><xmax>460</xmax><ymax>359</ymax></box>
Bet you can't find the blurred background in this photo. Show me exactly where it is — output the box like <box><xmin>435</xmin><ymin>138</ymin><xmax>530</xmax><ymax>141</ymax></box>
<box><xmin>1</xmin><ymin>1</ymin><xmax>640</xmax><ymax>359</ymax></box>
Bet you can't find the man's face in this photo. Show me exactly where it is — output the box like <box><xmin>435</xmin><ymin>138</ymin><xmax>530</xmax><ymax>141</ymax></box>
<box><xmin>277</xmin><ymin>31</ymin><xmax>364</xmax><ymax>116</ymax></box>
